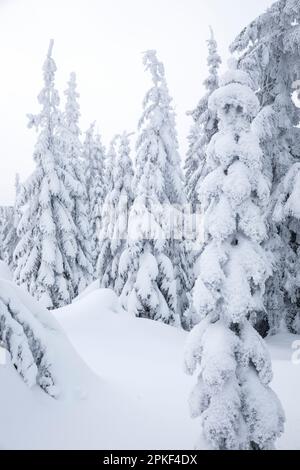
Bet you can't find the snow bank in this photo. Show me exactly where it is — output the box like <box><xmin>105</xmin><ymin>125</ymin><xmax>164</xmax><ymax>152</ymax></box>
<box><xmin>0</xmin><ymin>287</ymin><xmax>299</xmax><ymax>449</ymax></box>
<box><xmin>73</xmin><ymin>283</ymin><xmax>122</xmax><ymax>314</ymax></box>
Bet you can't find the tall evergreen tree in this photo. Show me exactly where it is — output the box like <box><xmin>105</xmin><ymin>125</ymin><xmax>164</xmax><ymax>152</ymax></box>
<box><xmin>273</xmin><ymin>162</ymin><xmax>300</xmax><ymax>333</ymax></box>
<box><xmin>83</xmin><ymin>124</ymin><xmax>106</xmax><ymax>265</ymax></box>
<box><xmin>60</xmin><ymin>72</ymin><xmax>93</xmax><ymax>292</ymax></box>
<box><xmin>185</xmin><ymin>65</ymin><xmax>284</xmax><ymax>450</ymax></box>
<box><xmin>183</xmin><ymin>28</ymin><xmax>222</xmax><ymax>329</ymax></box>
<box><xmin>119</xmin><ymin>51</ymin><xmax>180</xmax><ymax>326</ymax></box>
<box><xmin>141</xmin><ymin>50</ymin><xmax>192</xmax><ymax>326</ymax></box>
<box><xmin>105</xmin><ymin>135</ymin><xmax>118</xmax><ymax>193</ymax></box>
<box><xmin>96</xmin><ymin>134</ymin><xmax>117</xmax><ymax>285</ymax></box>
<box><xmin>0</xmin><ymin>206</ymin><xmax>14</xmax><ymax>264</ymax></box>
<box><xmin>231</xmin><ymin>0</ymin><xmax>300</xmax><ymax>334</ymax></box>
<box><xmin>185</xmin><ymin>27</ymin><xmax>221</xmax><ymax>213</ymax></box>
<box><xmin>98</xmin><ymin>133</ymin><xmax>134</xmax><ymax>290</ymax></box>
<box><xmin>14</xmin><ymin>40</ymin><xmax>83</xmax><ymax>308</ymax></box>
<box><xmin>2</xmin><ymin>174</ymin><xmax>21</xmax><ymax>268</ymax></box>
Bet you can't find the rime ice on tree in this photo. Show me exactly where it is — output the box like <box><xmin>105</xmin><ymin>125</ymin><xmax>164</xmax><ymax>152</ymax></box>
<box><xmin>83</xmin><ymin>123</ymin><xmax>106</xmax><ymax>265</ymax></box>
<box><xmin>231</xmin><ymin>0</ymin><xmax>300</xmax><ymax>334</ymax></box>
<box><xmin>185</xmin><ymin>27</ymin><xmax>221</xmax><ymax>213</ymax></box>
<box><xmin>14</xmin><ymin>41</ymin><xmax>88</xmax><ymax>308</ymax></box>
<box><xmin>185</xmin><ymin>64</ymin><xmax>285</xmax><ymax>450</ymax></box>
<box><xmin>60</xmin><ymin>72</ymin><xmax>94</xmax><ymax>293</ymax></box>
<box><xmin>97</xmin><ymin>133</ymin><xmax>134</xmax><ymax>291</ymax></box>
<box><xmin>118</xmin><ymin>51</ymin><xmax>180</xmax><ymax>326</ymax></box>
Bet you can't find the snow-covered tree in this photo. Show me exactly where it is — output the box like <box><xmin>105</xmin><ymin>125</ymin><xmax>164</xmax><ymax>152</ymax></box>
<box><xmin>185</xmin><ymin>27</ymin><xmax>221</xmax><ymax>213</ymax></box>
<box><xmin>97</xmin><ymin>133</ymin><xmax>133</xmax><ymax>290</ymax></box>
<box><xmin>231</xmin><ymin>0</ymin><xmax>300</xmax><ymax>334</ymax></box>
<box><xmin>183</xmin><ymin>28</ymin><xmax>222</xmax><ymax>330</ymax></box>
<box><xmin>0</xmin><ymin>280</ymin><xmax>59</xmax><ymax>397</ymax></box>
<box><xmin>119</xmin><ymin>52</ymin><xmax>181</xmax><ymax>326</ymax></box>
<box><xmin>273</xmin><ymin>163</ymin><xmax>300</xmax><ymax>333</ymax></box>
<box><xmin>83</xmin><ymin>123</ymin><xmax>106</xmax><ymax>264</ymax></box>
<box><xmin>2</xmin><ymin>174</ymin><xmax>21</xmax><ymax>268</ymax></box>
<box><xmin>139</xmin><ymin>50</ymin><xmax>192</xmax><ymax>326</ymax></box>
<box><xmin>14</xmin><ymin>40</ymin><xmax>84</xmax><ymax>309</ymax></box>
<box><xmin>0</xmin><ymin>206</ymin><xmax>14</xmax><ymax>262</ymax></box>
<box><xmin>104</xmin><ymin>135</ymin><xmax>118</xmax><ymax>193</ymax></box>
<box><xmin>185</xmin><ymin>65</ymin><xmax>284</xmax><ymax>450</ymax></box>
<box><xmin>60</xmin><ymin>72</ymin><xmax>93</xmax><ymax>291</ymax></box>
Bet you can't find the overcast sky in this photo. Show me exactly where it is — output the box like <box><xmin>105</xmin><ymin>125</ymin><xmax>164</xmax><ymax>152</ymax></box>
<box><xmin>0</xmin><ymin>0</ymin><xmax>274</xmax><ymax>205</ymax></box>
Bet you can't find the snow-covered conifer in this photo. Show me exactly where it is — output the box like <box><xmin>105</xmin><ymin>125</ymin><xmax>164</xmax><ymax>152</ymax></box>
<box><xmin>231</xmin><ymin>0</ymin><xmax>300</xmax><ymax>334</ymax></box>
<box><xmin>97</xmin><ymin>133</ymin><xmax>133</xmax><ymax>290</ymax></box>
<box><xmin>14</xmin><ymin>40</ymin><xmax>84</xmax><ymax>308</ymax></box>
<box><xmin>83</xmin><ymin>123</ymin><xmax>106</xmax><ymax>263</ymax></box>
<box><xmin>0</xmin><ymin>206</ymin><xmax>14</xmax><ymax>263</ymax></box>
<box><xmin>104</xmin><ymin>136</ymin><xmax>118</xmax><ymax>193</ymax></box>
<box><xmin>119</xmin><ymin>51</ymin><xmax>181</xmax><ymax>325</ymax></box>
<box><xmin>60</xmin><ymin>72</ymin><xmax>93</xmax><ymax>290</ymax></box>
<box><xmin>185</xmin><ymin>27</ymin><xmax>221</xmax><ymax>213</ymax></box>
<box><xmin>273</xmin><ymin>163</ymin><xmax>300</xmax><ymax>333</ymax></box>
<box><xmin>2</xmin><ymin>174</ymin><xmax>21</xmax><ymax>268</ymax></box>
<box><xmin>138</xmin><ymin>50</ymin><xmax>192</xmax><ymax>326</ymax></box>
<box><xmin>185</xmin><ymin>65</ymin><xmax>284</xmax><ymax>450</ymax></box>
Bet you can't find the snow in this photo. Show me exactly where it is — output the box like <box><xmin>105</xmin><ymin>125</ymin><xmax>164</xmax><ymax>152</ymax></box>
<box><xmin>0</xmin><ymin>287</ymin><xmax>299</xmax><ymax>449</ymax></box>
<box><xmin>0</xmin><ymin>260</ymin><xmax>12</xmax><ymax>281</ymax></box>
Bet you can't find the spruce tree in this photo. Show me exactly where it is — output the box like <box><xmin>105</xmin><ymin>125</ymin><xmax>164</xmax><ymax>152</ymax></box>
<box><xmin>83</xmin><ymin>123</ymin><xmax>106</xmax><ymax>264</ymax></box>
<box><xmin>139</xmin><ymin>50</ymin><xmax>192</xmax><ymax>326</ymax></box>
<box><xmin>2</xmin><ymin>174</ymin><xmax>21</xmax><ymax>268</ymax></box>
<box><xmin>183</xmin><ymin>28</ymin><xmax>222</xmax><ymax>329</ymax></box>
<box><xmin>185</xmin><ymin>27</ymin><xmax>221</xmax><ymax>213</ymax></box>
<box><xmin>118</xmin><ymin>51</ymin><xmax>179</xmax><ymax>326</ymax></box>
<box><xmin>0</xmin><ymin>206</ymin><xmax>14</xmax><ymax>265</ymax></box>
<box><xmin>98</xmin><ymin>133</ymin><xmax>134</xmax><ymax>290</ymax></box>
<box><xmin>105</xmin><ymin>136</ymin><xmax>118</xmax><ymax>192</ymax></box>
<box><xmin>185</xmin><ymin>65</ymin><xmax>284</xmax><ymax>450</ymax></box>
<box><xmin>60</xmin><ymin>72</ymin><xmax>93</xmax><ymax>291</ymax></box>
<box><xmin>273</xmin><ymin>163</ymin><xmax>300</xmax><ymax>333</ymax></box>
<box><xmin>14</xmin><ymin>40</ymin><xmax>83</xmax><ymax>308</ymax></box>
<box><xmin>231</xmin><ymin>0</ymin><xmax>300</xmax><ymax>334</ymax></box>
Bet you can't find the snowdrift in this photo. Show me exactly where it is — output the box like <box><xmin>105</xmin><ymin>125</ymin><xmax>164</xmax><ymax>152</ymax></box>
<box><xmin>0</xmin><ymin>260</ymin><xmax>12</xmax><ymax>281</ymax></box>
<box><xmin>0</xmin><ymin>282</ymin><xmax>299</xmax><ymax>449</ymax></box>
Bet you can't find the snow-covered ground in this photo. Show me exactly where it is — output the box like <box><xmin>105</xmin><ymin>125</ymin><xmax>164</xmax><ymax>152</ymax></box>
<box><xmin>0</xmin><ymin>286</ymin><xmax>299</xmax><ymax>449</ymax></box>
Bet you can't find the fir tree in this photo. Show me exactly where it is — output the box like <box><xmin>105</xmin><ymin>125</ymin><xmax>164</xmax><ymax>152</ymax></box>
<box><xmin>2</xmin><ymin>174</ymin><xmax>21</xmax><ymax>268</ymax></box>
<box><xmin>105</xmin><ymin>135</ymin><xmax>118</xmax><ymax>193</ymax></box>
<box><xmin>119</xmin><ymin>51</ymin><xmax>180</xmax><ymax>326</ymax></box>
<box><xmin>98</xmin><ymin>133</ymin><xmax>133</xmax><ymax>290</ymax></box>
<box><xmin>60</xmin><ymin>72</ymin><xmax>93</xmax><ymax>291</ymax></box>
<box><xmin>83</xmin><ymin>123</ymin><xmax>106</xmax><ymax>264</ymax></box>
<box><xmin>185</xmin><ymin>27</ymin><xmax>221</xmax><ymax>213</ymax></box>
<box><xmin>185</xmin><ymin>65</ymin><xmax>284</xmax><ymax>450</ymax></box>
<box><xmin>14</xmin><ymin>40</ymin><xmax>83</xmax><ymax>308</ymax></box>
<box><xmin>139</xmin><ymin>50</ymin><xmax>192</xmax><ymax>326</ymax></box>
<box><xmin>231</xmin><ymin>0</ymin><xmax>300</xmax><ymax>334</ymax></box>
<box><xmin>0</xmin><ymin>206</ymin><xmax>14</xmax><ymax>264</ymax></box>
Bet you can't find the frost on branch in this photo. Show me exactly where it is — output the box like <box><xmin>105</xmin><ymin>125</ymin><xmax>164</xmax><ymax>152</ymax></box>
<box><xmin>97</xmin><ymin>133</ymin><xmax>134</xmax><ymax>292</ymax></box>
<box><xmin>118</xmin><ymin>51</ymin><xmax>186</xmax><ymax>326</ymax></box>
<box><xmin>186</xmin><ymin>64</ymin><xmax>284</xmax><ymax>450</ymax></box>
<box><xmin>231</xmin><ymin>0</ymin><xmax>300</xmax><ymax>336</ymax></box>
<box><xmin>185</xmin><ymin>27</ymin><xmax>221</xmax><ymax>213</ymax></box>
<box><xmin>13</xmin><ymin>41</ymin><xmax>87</xmax><ymax>308</ymax></box>
<box><xmin>0</xmin><ymin>281</ymin><xmax>58</xmax><ymax>398</ymax></box>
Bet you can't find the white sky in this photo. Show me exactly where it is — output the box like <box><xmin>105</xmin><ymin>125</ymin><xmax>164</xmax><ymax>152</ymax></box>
<box><xmin>0</xmin><ymin>0</ymin><xmax>274</xmax><ymax>205</ymax></box>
